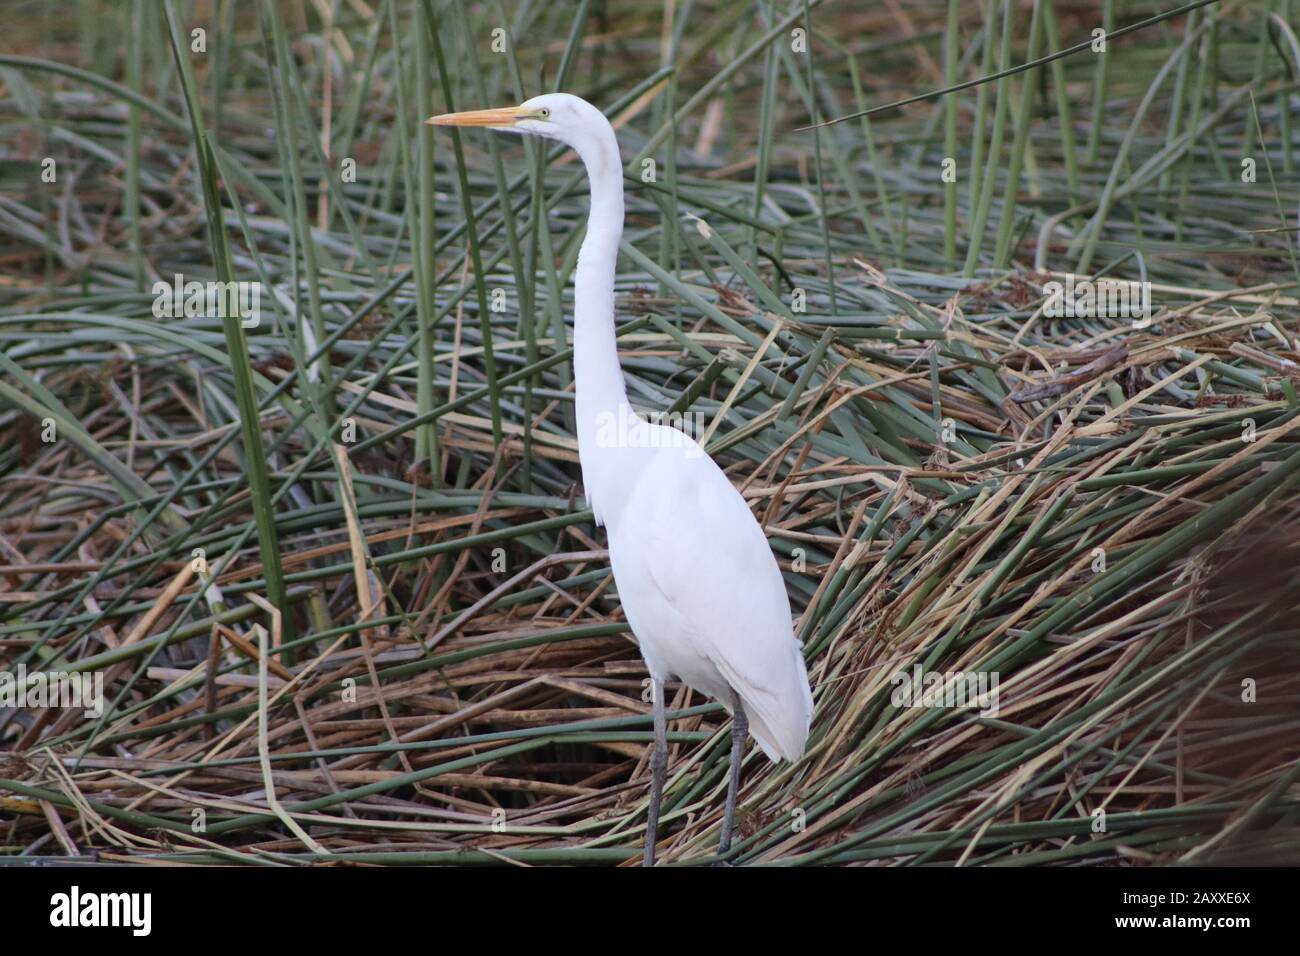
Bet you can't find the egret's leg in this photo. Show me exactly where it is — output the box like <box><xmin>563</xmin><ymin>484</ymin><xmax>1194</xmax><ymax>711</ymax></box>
<box><xmin>718</xmin><ymin>698</ymin><xmax>748</xmax><ymax>857</ymax></box>
<box><xmin>644</xmin><ymin>677</ymin><xmax>667</xmax><ymax>867</ymax></box>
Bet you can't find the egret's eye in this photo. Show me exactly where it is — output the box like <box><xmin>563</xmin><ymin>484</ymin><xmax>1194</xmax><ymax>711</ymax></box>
<box><xmin>538</xmin><ymin>107</ymin><xmax>550</xmax><ymax>119</ymax></box>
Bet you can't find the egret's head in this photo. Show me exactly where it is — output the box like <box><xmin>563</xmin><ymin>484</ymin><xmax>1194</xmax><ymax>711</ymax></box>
<box><xmin>427</xmin><ymin>93</ymin><xmax>611</xmax><ymax>154</ymax></box>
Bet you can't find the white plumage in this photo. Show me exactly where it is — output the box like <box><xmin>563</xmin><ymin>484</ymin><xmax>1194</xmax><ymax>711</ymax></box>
<box><xmin>605</xmin><ymin>419</ymin><xmax>814</xmax><ymax>761</ymax></box>
<box><xmin>430</xmin><ymin>92</ymin><xmax>814</xmax><ymax>864</ymax></box>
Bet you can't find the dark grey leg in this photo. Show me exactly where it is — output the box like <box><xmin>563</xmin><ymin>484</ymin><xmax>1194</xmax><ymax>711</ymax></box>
<box><xmin>718</xmin><ymin>698</ymin><xmax>747</xmax><ymax>857</ymax></box>
<box><xmin>644</xmin><ymin>677</ymin><xmax>667</xmax><ymax>867</ymax></box>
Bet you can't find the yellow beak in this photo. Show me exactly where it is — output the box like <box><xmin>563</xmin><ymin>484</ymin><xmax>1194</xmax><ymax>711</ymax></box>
<box><xmin>425</xmin><ymin>106</ymin><xmax>535</xmax><ymax>127</ymax></box>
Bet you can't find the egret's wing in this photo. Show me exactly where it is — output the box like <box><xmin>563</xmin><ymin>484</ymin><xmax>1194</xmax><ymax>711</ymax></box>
<box><xmin>632</xmin><ymin>438</ymin><xmax>813</xmax><ymax>760</ymax></box>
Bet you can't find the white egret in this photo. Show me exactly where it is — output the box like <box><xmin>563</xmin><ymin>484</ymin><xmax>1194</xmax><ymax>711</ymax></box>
<box><xmin>428</xmin><ymin>94</ymin><xmax>813</xmax><ymax>865</ymax></box>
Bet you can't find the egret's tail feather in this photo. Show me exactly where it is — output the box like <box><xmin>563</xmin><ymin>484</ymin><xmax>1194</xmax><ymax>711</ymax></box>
<box><xmin>745</xmin><ymin>705</ymin><xmax>808</xmax><ymax>762</ymax></box>
<box><xmin>715</xmin><ymin>650</ymin><xmax>814</xmax><ymax>763</ymax></box>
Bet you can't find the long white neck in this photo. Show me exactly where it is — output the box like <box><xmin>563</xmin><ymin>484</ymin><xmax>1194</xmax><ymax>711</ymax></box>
<box><xmin>570</xmin><ymin>124</ymin><xmax>629</xmax><ymax>521</ymax></box>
